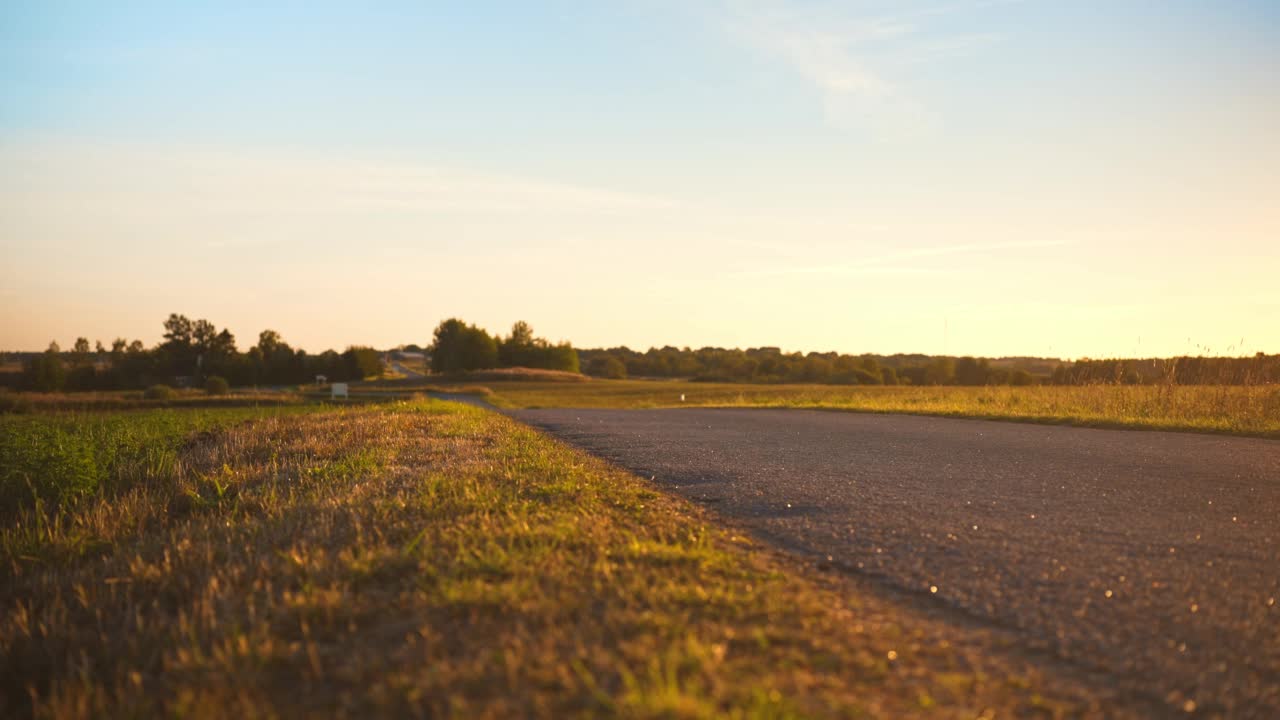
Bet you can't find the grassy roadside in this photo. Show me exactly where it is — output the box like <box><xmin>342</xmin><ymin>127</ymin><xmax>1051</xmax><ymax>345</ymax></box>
<box><xmin>462</xmin><ymin>380</ymin><xmax>1280</xmax><ymax>438</ymax></box>
<box><xmin>0</xmin><ymin>405</ymin><xmax>323</xmax><ymax>515</ymax></box>
<box><xmin>1</xmin><ymin>400</ymin><xmax>1111</xmax><ymax>718</ymax></box>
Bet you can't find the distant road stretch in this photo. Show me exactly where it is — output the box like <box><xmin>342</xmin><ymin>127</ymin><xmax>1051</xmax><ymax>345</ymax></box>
<box><xmin>513</xmin><ymin>408</ymin><xmax>1280</xmax><ymax>717</ymax></box>
<box><xmin>386</xmin><ymin>358</ymin><xmax>424</xmax><ymax>378</ymax></box>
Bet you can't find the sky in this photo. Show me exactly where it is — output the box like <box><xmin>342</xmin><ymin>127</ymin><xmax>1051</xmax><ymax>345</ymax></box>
<box><xmin>1</xmin><ymin>0</ymin><xmax>1277</xmax><ymax>359</ymax></box>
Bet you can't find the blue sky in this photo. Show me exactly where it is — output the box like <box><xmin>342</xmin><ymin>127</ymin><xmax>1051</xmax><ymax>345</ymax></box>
<box><xmin>2</xmin><ymin>1</ymin><xmax>1278</xmax><ymax>357</ymax></box>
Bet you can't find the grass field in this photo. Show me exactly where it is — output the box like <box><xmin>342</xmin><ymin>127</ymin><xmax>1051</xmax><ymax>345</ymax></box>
<box><xmin>0</xmin><ymin>399</ymin><xmax>1104</xmax><ymax>718</ymax></box>
<box><xmin>0</xmin><ymin>405</ymin><xmax>322</xmax><ymax>516</ymax></box>
<box><xmin>450</xmin><ymin>380</ymin><xmax>1280</xmax><ymax>438</ymax></box>
<box><xmin>0</xmin><ymin>388</ymin><xmax>305</xmax><ymax>414</ymax></box>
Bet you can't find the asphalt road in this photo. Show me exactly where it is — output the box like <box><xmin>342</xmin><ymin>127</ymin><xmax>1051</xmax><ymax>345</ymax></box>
<box><xmin>512</xmin><ymin>408</ymin><xmax>1280</xmax><ymax>717</ymax></box>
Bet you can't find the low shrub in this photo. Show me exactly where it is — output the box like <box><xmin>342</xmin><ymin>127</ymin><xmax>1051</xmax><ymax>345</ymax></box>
<box><xmin>143</xmin><ymin>384</ymin><xmax>176</xmax><ymax>401</ymax></box>
<box><xmin>204</xmin><ymin>376</ymin><xmax>230</xmax><ymax>395</ymax></box>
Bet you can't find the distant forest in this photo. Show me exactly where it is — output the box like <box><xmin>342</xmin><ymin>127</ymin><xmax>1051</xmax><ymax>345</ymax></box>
<box><xmin>573</xmin><ymin>346</ymin><xmax>1280</xmax><ymax>387</ymax></box>
<box><xmin>5</xmin><ymin>314</ymin><xmax>1278</xmax><ymax>392</ymax></box>
<box><xmin>5</xmin><ymin>314</ymin><xmax>381</xmax><ymax>392</ymax></box>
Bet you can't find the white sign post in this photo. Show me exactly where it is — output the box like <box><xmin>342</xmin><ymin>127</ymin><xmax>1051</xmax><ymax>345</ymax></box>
<box><xmin>331</xmin><ymin>382</ymin><xmax>349</xmax><ymax>400</ymax></box>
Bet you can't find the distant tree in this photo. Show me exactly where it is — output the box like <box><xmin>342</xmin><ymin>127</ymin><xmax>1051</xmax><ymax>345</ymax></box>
<box><xmin>26</xmin><ymin>342</ymin><xmax>67</xmax><ymax>392</ymax></box>
<box><xmin>161</xmin><ymin>313</ymin><xmax>198</xmax><ymax>375</ymax></box>
<box><xmin>498</xmin><ymin>321</ymin><xmax>535</xmax><ymax>367</ymax></box>
<box><xmin>252</xmin><ymin>330</ymin><xmax>300</xmax><ymax>384</ymax></box>
<box><xmin>163</xmin><ymin>314</ymin><xmax>193</xmax><ymax>345</ymax></box>
<box><xmin>586</xmin><ymin>355</ymin><xmax>627</xmax><ymax>379</ymax></box>
<box><xmin>544</xmin><ymin>342</ymin><xmax>580</xmax><ymax>373</ymax></box>
<box><xmin>63</xmin><ymin>337</ymin><xmax>99</xmax><ymax>390</ymax></box>
<box><xmin>72</xmin><ymin>337</ymin><xmax>91</xmax><ymax>364</ymax></box>
<box><xmin>257</xmin><ymin>330</ymin><xmax>282</xmax><ymax>356</ymax></box>
<box><xmin>214</xmin><ymin>329</ymin><xmax>236</xmax><ymax>355</ymax></box>
<box><xmin>925</xmin><ymin>357</ymin><xmax>956</xmax><ymax>385</ymax></box>
<box><xmin>858</xmin><ymin>356</ymin><xmax>882</xmax><ymax>377</ymax></box>
<box><xmin>954</xmin><ymin>357</ymin><xmax>991</xmax><ymax>386</ymax></box>
<box><xmin>344</xmin><ymin>346</ymin><xmax>383</xmax><ymax>379</ymax></box>
<box><xmin>850</xmin><ymin>368</ymin><xmax>881</xmax><ymax>385</ymax></box>
<box><xmin>429</xmin><ymin>319</ymin><xmax>498</xmax><ymax>373</ymax></box>
<box><xmin>508</xmin><ymin>320</ymin><xmax>534</xmax><ymax>347</ymax></box>
<box><xmin>193</xmin><ymin>319</ymin><xmax>218</xmax><ymax>350</ymax></box>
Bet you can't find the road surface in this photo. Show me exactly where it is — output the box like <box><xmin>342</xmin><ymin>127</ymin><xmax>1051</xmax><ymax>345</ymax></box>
<box><xmin>512</xmin><ymin>407</ymin><xmax>1280</xmax><ymax>717</ymax></box>
<box><xmin>386</xmin><ymin>357</ymin><xmax>425</xmax><ymax>378</ymax></box>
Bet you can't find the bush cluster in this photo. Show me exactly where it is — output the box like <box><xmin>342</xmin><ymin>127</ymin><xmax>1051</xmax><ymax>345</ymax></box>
<box><xmin>428</xmin><ymin>319</ymin><xmax>579</xmax><ymax>374</ymax></box>
<box><xmin>143</xmin><ymin>384</ymin><xmax>175</xmax><ymax>401</ymax></box>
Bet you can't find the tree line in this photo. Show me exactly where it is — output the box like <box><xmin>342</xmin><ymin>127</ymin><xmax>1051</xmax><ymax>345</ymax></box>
<box><xmin>427</xmin><ymin>319</ymin><xmax>579</xmax><ymax>374</ymax></box>
<box><xmin>576</xmin><ymin>346</ymin><xmax>1280</xmax><ymax>386</ymax></box>
<box><xmin>1050</xmin><ymin>355</ymin><xmax>1280</xmax><ymax>386</ymax></box>
<box><xmin>576</xmin><ymin>346</ymin><xmax>1035</xmax><ymax>385</ymax></box>
<box><xmin>12</xmin><ymin>313</ymin><xmax>382</xmax><ymax>392</ymax></box>
<box><xmin>8</xmin><ymin>315</ymin><xmax>1276</xmax><ymax>391</ymax></box>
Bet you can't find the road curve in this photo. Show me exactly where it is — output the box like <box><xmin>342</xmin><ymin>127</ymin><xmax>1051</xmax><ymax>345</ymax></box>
<box><xmin>512</xmin><ymin>408</ymin><xmax>1280</xmax><ymax>717</ymax></box>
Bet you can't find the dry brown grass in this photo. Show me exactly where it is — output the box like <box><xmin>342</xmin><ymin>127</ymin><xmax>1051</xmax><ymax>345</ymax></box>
<box><xmin>361</xmin><ymin>368</ymin><xmax>588</xmax><ymax>389</ymax></box>
<box><xmin>477</xmin><ymin>381</ymin><xmax>1280</xmax><ymax>438</ymax></box>
<box><xmin>1</xmin><ymin>401</ymin><xmax>1116</xmax><ymax>718</ymax></box>
<box><xmin>460</xmin><ymin>367</ymin><xmax>588</xmax><ymax>382</ymax></box>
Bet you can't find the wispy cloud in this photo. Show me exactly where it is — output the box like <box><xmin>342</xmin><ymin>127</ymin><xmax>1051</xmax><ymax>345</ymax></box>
<box><xmin>722</xmin><ymin>4</ymin><xmax>898</xmax><ymax>100</ymax></box>
<box><xmin>0</xmin><ymin>135</ymin><xmax>677</xmax><ymax>233</ymax></box>
<box><xmin>712</xmin><ymin>0</ymin><xmax>1014</xmax><ymax>132</ymax></box>
<box><xmin>0</xmin><ymin>135</ymin><xmax>681</xmax><ymax>260</ymax></box>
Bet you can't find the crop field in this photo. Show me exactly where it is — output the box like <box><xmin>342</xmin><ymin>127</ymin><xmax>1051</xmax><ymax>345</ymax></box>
<box><xmin>365</xmin><ymin>379</ymin><xmax>1280</xmax><ymax>438</ymax></box>
<box><xmin>0</xmin><ymin>399</ymin><xmax>1103</xmax><ymax>718</ymax></box>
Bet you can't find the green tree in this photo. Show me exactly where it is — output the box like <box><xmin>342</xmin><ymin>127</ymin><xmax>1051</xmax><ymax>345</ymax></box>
<box><xmin>72</xmin><ymin>337</ymin><xmax>92</xmax><ymax>365</ymax></box>
<box><xmin>586</xmin><ymin>355</ymin><xmax>626</xmax><ymax>379</ymax></box>
<box><xmin>1009</xmin><ymin>369</ymin><xmax>1034</xmax><ymax>386</ymax></box>
<box><xmin>954</xmin><ymin>357</ymin><xmax>991</xmax><ymax>386</ymax></box>
<box><xmin>429</xmin><ymin>319</ymin><xmax>498</xmax><ymax>373</ymax></box>
<box><xmin>26</xmin><ymin>342</ymin><xmax>67</xmax><ymax>392</ymax></box>
<box><xmin>253</xmin><ymin>330</ymin><xmax>298</xmax><ymax>384</ymax></box>
<box><xmin>344</xmin><ymin>346</ymin><xmax>383</xmax><ymax>379</ymax></box>
<box><xmin>161</xmin><ymin>313</ymin><xmax>197</xmax><ymax>375</ymax></box>
<box><xmin>498</xmin><ymin>321</ymin><xmax>536</xmax><ymax>367</ymax></box>
<box><xmin>163</xmin><ymin>314</ymin><xmax>193</xmax><ymax>346</ymax></box>
<box><xmin>925</xmin><ymin>357</ymin><xmax>956</xmax><ymax>385</ymax></box>
<box><xmin>545</xmin><ymin>343</ymin><xmax>580</xmax><ymax>373</ymax></box>
<box><xmin>257</xmin><ymin>330</ymin><xmax>282</xmax><ymax>356</ymax></box>
<box><xmin>193</xmin><ymin>319</ymin><xmax>218</xmax><ymax>351</ymax></box>
<box><xmin>508</xmin><ymin>320</ymin><xmax>534</xmax><ymax>347</ymax></box>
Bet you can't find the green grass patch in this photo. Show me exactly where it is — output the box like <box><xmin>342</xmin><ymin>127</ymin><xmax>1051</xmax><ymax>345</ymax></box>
<box><xmin>0</xmin><ymin>406</ymin><xmax>324</xmax><ymax>515</ymax></box>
